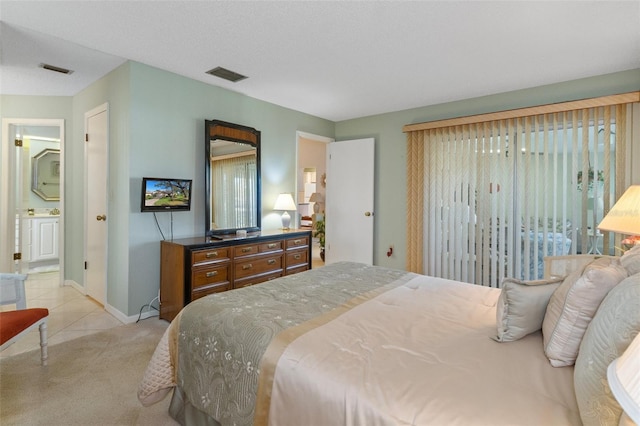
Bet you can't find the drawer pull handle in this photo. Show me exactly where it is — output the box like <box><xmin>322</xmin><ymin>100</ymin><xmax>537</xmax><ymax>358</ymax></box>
<box><xmin>242</xmin><ymin>247</ymin><xmax>253</xmax><ymax>253</ymax></box>
<box><xmin>293</xmin><ymin>239</ymin><xmax>302</xmax><ymax>244</ymax></box>
<box><xmin>294</xmin><ymin>254</ymin><xmax>301</xmax><ymax>260</ymax></box>
<box><xmin>267</xmin><ymin>259</ymin><xmax>276</xmax><ymax>265</ymax></box>
<box><xmin>206</xmin><ymin>271</ymin><xmax>218</xmax><ymax>278</ymax></box>
<box><xmin>242</xmin><ymin>264</ymin><xmax>253</xmax><ymax>270</ymax></box>
<box><xmin>267</xmin><ymin>243</ymin><xmax>277</xmax><ymax>249</ymax></box>
<box><xmin>205</xmin><ymin>251</ymin><xmax>218</xmax><ymax>258</ymax></box>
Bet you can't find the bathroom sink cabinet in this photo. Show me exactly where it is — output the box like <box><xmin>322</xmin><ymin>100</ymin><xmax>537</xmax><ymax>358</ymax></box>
<box><xmin>24</xmin><ymin>216</ymin><xmax>59</xmax><ymax>263</ymax></box>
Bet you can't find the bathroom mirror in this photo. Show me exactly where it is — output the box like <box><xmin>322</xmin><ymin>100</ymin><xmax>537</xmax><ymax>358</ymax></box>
<box><xmin>31</xmin><ymin>148</ymin><xmax>60</xmax><ymax>201</ymax></box>
<box><xmin>205</xmin><ymin>120</ymin><xmax>261</xmax><ymax>236</ymax></box>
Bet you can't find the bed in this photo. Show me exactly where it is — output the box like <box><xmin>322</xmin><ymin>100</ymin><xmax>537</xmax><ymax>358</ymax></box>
<box><xmin>139</xmin><ymin>252</ymin><xmax>640</xmax><ymax>426</ymax></box>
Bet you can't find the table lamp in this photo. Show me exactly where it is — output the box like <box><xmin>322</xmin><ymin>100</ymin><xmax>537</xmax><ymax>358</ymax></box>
<box><xmin>607</xmin><ymin>332</ymin><xmax>640</xmax><ymax>424</ymax></box>
<box><xmin>598</xmin><ymin>185</ymin><xmax>640</xmax><ymax>240</ymax></box>
<box><xmin>309</xmin><ymin>192</ymin><xmax>324</xmax><ymax>213</ymax></box>
<box><xmin>273</xmin><ymin>193</ymin><xmax>297</xmax><ymax>230</ymax></box>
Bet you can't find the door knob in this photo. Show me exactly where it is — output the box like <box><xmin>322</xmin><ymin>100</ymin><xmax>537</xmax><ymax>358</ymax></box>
<box><xmin>364</xmin><ymin>211</ymin><xmax>373</xmax><ymax>217</ymax></box>
<box><xmin>96</xmin><ymin>214</ymin><xmax>106</xmax><ymax>221</ymax></box>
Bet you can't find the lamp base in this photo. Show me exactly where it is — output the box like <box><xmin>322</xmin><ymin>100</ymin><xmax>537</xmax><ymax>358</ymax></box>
<box><xmin>281</xmin><ymin>211</ymin><xmax>291</xmax><ymax>230</ymax></box>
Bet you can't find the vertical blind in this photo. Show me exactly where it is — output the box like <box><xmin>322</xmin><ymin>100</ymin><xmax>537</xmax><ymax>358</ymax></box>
<box><xmin>211</xmin><ymin>153</ymin><xmax>257</xmax><ymax>229</ymax></box>
<box><xmin>405</xmin><ymin>94</ymin><xmax>638</xmax><ymax>288</ymax></box>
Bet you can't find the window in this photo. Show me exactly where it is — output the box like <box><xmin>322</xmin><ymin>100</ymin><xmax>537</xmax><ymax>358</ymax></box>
<box><xmin>405</xmin><ymin>93</ymin><xmax>638</xmax><ymax>287</ymax></box>
<box><xmin>211</xmin><ymin>154</ymin><xmax>257</xmax><ymax>229</ymax></box>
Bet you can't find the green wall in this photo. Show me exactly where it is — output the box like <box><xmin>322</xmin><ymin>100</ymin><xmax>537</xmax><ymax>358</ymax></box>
<box><xmin>335</xmin><ymin>69</ymin><xmax>640</xmax><ymax>270</ymax></box>
<box><xmin>2</xmin><ymin>66</ymin><xmax>638</xmax><ymax>319</ymax></box>
<box><xmin>0</xmin><ymin>95</ymin><xmax>72</xmax><ymax>120</ymax></box>
<box><xmin>1</xmin><ymin>61</ymin><xmax>334</xmax><ymax>318</ymax></box>
<box><xmin>72</xmin><ymin>62</ymin><xmax>132</xmax><ymax>313</ymax></box>
<box><xmin>0</xmin><ymin>95</ymin><xmax>73</xmax><ymax>273</ymax></box>
<box><xmin>126</xmin><ymin>62</ymin><xmax>334</xmax><ymax>316</ymax></box>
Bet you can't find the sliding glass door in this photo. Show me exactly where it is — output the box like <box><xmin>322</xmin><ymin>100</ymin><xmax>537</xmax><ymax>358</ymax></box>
<box><xmin>422</xmin><ymin>106</ymin><xmax>622</xmax><ymax>287</ymax></box>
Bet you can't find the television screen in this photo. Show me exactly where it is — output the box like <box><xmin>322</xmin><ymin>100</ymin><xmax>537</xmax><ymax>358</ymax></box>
<box><xmin>141</xmin><ymin>177</ymin><xmax>192</xmax><ymax>212</ymax></box>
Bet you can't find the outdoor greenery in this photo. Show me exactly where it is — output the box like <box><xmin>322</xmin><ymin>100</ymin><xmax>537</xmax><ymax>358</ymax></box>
<box><xmin>577</xmin><ymin>167</ymin><xmax>604</xmax><ymax>191</ymax></box>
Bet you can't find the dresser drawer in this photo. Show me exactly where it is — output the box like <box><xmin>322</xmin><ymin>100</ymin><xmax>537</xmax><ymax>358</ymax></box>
<box><xmin>286</xmin><ymin>236</ymin><xmax>309</xmax><ymax>249</ymax></box>
<box><xmin>192</xmin><ymin>263</ymin><xmax>231</xmax><ymax>290</ymax></box>
<box><xmin>191</xmin><ymin>282</ymin><xmax>232</xmax><ymax>301</ymax></box>
<box><xmin>286</xmin><ymin>264</ymin><xmax>309</xmax><ymax>275</ymax></box>
<box><xmin>160</xmin><ymin>231</ymin><xmax>312</xmax><ymax>322</ymax></box>
<box><xmin>234</xmin><ymin>270</ymin><xmax>283</xmax><ymax>289</ymax></box>
<box><xmin>286</xmin><ymin>249</ymin><xmax>308</xmax><ymax>268</ymax></box>
<box><xmin>235</xmin><ymin>255</ymin><xmax>283</xmax><ymax>279</ymax></box>
<box><xmin>192</xmin><ymin>247</ymin><xmax>230</xmax><ymax>265</ymax></box>
<box><xmin>233</xmin><ymin>243</ymin><xmax>260</xmax><ymax>258</ymax></box>
<box><xmin>259</xmin><ymin>240</ymin><xmax>283</xmax><ymax>253</ymax></box>
<box><xmin>234</xmin><ymin>241</ymin><xmax>284</xmax><ymax>257</ymax></box>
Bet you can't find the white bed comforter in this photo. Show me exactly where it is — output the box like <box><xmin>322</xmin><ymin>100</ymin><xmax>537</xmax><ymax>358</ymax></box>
<box><xmin>259</xmin><ymin>275</ymin><xmax>580</xmax><ymax>426</ymax></box>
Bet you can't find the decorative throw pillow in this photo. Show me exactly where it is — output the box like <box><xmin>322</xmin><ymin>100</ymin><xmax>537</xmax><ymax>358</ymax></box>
<box><xmin>543</xmin><ymin>257</ymin><xmax>628</xmax><ymax>367</ymax></box>
<box><xmin>492</xmin><ymin>276</ymin><xmax>564</xmax><ymax>342</ymax></box>
<box><xmin>621</xmin><ymin>244</ymin><xmax>640</xmax><ymax>275</ymax></box>
<box><xmin>574</xmin><ymin>273</ymin><xmax>640</xmax><ymax>426</ymax></box>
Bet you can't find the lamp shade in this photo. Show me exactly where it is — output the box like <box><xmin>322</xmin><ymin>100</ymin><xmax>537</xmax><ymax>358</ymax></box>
<box><xmin>309</xmin><ymin>192</ymin><xmax>324</xmax><ymax>213</ymax></box>
<box><xmin>273</xmin><ymin>193</ymin><xmax>297</xmax><ymax>230</ymax></box>
<box><xmin>607</xmin><ymin>332</ymin><xmax>640</xmax><ymax>424</ymax></box>
<box><xmin>273</xmin><ymin>193</ymin><xmax>297</xmax><ymax>211</ymax></box>
<box><xmin>598</xmin><ymin>186</ymin><xmax>640</xmax><ymax>236</ymax></box>
<box><xmin>309</xmin><ymin>192</ymin><xmax>324</xmax><ymax>203</ymax></box>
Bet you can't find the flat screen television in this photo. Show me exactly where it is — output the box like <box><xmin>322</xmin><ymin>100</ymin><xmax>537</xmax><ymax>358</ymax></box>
<box><xmin>141</xmin><ymin>177</ymin><xmax>192</xmax><ymax>212</ymax></box>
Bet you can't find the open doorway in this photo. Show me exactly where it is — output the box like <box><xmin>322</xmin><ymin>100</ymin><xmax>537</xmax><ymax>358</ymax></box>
<box><xmin>296</xmin><ymin>131</ymin><xmax>333</xmax><ymax>267</ymax></box>
<box><xmin>1</xmin><ymin>118</ymin><xmax>64</xmax><ymax>285</ymax></box>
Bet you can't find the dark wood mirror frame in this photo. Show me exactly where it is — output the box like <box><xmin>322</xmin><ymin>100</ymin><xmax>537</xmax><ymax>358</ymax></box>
<box><xmin>205</xmin><ymin>120</ymin><xmax>261</xmax><ymax>236</ymax></box>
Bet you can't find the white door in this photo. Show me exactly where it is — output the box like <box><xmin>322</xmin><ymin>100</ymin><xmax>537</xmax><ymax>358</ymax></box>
<box><xmin>84</xmin><ymin>104</ymin><xmax>108</xmax><ymax>305</ymax></box>
<box><xmin>325</xmin><ymin>138</ymin><xmax>375</xmax><ymax>265</ymax></box>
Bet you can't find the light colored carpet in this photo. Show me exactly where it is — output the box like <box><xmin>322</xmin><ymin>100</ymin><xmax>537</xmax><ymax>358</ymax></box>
<box><xmin>0</xmin><ymin>318</ymin><xmax>179</xmax><ymax>426</ymax></box>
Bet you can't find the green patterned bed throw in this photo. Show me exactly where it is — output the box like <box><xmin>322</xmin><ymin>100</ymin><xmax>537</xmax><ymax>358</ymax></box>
<box><xmin>176</xmin><ymin>261</ymin><xmax>415</xmax><ymax>426</ymax></box>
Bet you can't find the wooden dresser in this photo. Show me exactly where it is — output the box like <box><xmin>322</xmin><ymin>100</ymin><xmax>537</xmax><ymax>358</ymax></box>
<box><xmin>159</xmin><ymin>229</ymin><xmax>312</xmax><ymax>321</ymax></box>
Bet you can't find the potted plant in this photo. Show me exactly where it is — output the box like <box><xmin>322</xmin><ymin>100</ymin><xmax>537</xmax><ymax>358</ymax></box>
<box><xmin>315</xmin><ymin>218</ymin><xmax>325</xmax><ymax>261</ymax></box>
<box><xmin>577</xmin><ymin>167</ymin><xmax>604</xmax><ymax>192</ymax></box>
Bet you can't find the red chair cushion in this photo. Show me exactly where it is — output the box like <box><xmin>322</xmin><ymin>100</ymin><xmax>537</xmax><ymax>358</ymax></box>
<box><xmin>0</xmin><ymin>308</ymin><xmax>49</xmax><ymax>345</ymax></box>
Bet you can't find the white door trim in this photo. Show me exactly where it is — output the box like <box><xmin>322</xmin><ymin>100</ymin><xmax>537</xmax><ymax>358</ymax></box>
<box><xmin>1</xmin><ymin>118</ymin><xmax>65</xmax><ymax>285</ymax></box>
<box><xmin>295</xmin><ymin>131</ymin><xmax>334</xmax><ymax>229</ymax></box>
<box><xmin>296</xmin><ymin>131</ymin><xmax>334</xmax><ymax>145</ymax></box>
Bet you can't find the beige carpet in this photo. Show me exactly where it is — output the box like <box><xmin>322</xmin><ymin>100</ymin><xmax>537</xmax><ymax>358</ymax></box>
<box><xmin>0</xmin><ymin>318</ymin><xmax>179</xmax><ymax>426</ymax></box>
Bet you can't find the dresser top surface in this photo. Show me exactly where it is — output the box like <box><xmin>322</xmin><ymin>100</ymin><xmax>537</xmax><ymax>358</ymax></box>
<box><xmin>163</xmin><ymin>229</ymin><xmax>311</xmax><ymax>249</ymax></box>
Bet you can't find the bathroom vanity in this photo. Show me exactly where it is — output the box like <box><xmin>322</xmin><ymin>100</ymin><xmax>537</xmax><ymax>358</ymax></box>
<box><xmin>23</xmin><ymin>215</ymin><xmax>59</xmax><ymax>264</ymax></box>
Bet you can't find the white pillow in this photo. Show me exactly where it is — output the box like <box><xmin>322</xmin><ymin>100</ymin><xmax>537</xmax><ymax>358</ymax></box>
<box><xmin>621</xmin><ymin>244</ymin><xmax>640</xmax><ymax>275</ymax></box>
<box><xmin>543</xmin><ymin>257</ymin><xmax>628</xmax><ymax>367</ymax></box>
<box><xmin>493</xmin><ymin>276</ymin><xmax>563</xmax><ymax>342</ymax></box>
<box><xmin>574</xmin><ymin>273</ymin><xmax>640</xmax><ymax>426</ymax></box>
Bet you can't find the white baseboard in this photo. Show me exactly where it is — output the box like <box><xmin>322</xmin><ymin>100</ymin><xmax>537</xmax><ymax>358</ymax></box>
<box><xmin>65</xmin><ymin>279</ymin><xmax>84</xmax><ymax>294</ymax></box>
<box><xmin>63</xmin><ymin>279</ymin><xmax>161</xmax><ymax>324</ymax></box>
<box><xmin>105</xmin><ymin>303</ymin><xmax>160</xmax><ymax>324</ymax></box>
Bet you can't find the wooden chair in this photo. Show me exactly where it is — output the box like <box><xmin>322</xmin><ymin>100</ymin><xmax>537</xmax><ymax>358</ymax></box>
<box><xmin>0</xmin><ymin>273</ymin><xmax>49</xmax><ymax>365</ymax></box>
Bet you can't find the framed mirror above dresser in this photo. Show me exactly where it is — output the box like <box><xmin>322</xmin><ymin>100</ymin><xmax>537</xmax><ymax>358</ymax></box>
<box><xmin>205</xmin><ymin>120</ymin><xmax>261</xmax><ymax>236</ymax></box>
<box><xmin>158</xmin><ymin>120</ymin><xmax>312</xmax><ymax>321</ymax></box>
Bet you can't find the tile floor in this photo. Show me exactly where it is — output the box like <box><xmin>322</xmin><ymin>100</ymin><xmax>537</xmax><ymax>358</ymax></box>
<box><xmin>2</xmin><ymin>241</ymin><xmax>324</xmax><ymax>359</ymax></box>
<box><xmin>0</xmin><ymin>271</ymin><xmax>123</xmax><ymax>359</ymax></box>
<box><xmin>311</xmin><ymin>239</ymin><xmax>324</xmax><ymax>269</ymax></box>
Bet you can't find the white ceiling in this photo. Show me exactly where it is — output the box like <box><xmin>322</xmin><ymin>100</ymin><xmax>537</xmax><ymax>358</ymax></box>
<box><xmin>1</xmin><ymin>1</ymin><xmax>639</xmax><ymax>122</ymax></box>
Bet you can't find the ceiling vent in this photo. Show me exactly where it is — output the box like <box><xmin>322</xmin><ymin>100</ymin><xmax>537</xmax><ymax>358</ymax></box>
<box><xmin>206</xmin><ymin>67</ymin><xmax>247</xmax><ymax>83</ymax></box>
<box><xmin>39</xmin><ymin>63</ymin><xmax>74</xmax><ymax>75</ymax></box>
